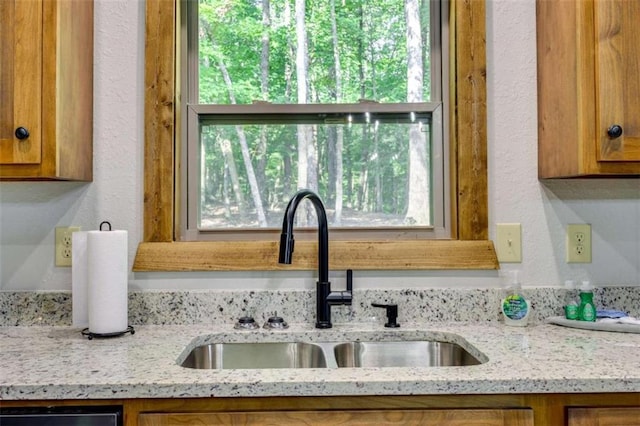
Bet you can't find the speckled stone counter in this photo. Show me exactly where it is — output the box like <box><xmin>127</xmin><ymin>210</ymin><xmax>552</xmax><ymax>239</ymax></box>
<box><xmin>3</xmin><ymin>286</ymin><xmax>640</xmax><ymax>326</ymax></box>
<box><xmin>2</xmin><ymin>321</ymin><xmax>640</xmax><ymax>400</ymax></box>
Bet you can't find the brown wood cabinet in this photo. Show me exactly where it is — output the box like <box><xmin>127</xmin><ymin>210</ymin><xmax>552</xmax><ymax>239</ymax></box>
<box><xmin>568</xmin><ymin>407</ymin><xmax>640</xmax><ymax>426</ymax></box>
<box><xmin>138</xmin><ymin>409</ymin><xmax>533</xmax><ymax>426</ymax></box>
<box><xmin>0</xmin><ymin>0</ymin><xmax>93</xmax><ymax>181</ymax></box>
<box><xmin>4</xmin><ymin>393</ymin><xmax>639</xmax><ymax>426</ymax></box>
<box><xmin>537</xmin><ymin>0</ymin><xmax>640</xmax><ymax>178</ymax></box>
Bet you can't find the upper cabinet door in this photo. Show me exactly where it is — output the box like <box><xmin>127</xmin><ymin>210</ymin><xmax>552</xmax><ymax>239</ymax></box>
<box><xmin>596</xmin><ymin>0</ymin><xmax>640</xmax><ymax>162</ymax></box>
<box><xmin>537</xmin><ymin>0</ymin><xmax>640</xmax><ymax>178</ymax></box>
<box><xmin>0</xmin><ymin>0</ymin><xmax>42</xmax><ymax>165</ymax></box>
<box><xmin>0</xmin><ymin>0</ymin><xmax>93</xmax><ymax>181</ymax></box>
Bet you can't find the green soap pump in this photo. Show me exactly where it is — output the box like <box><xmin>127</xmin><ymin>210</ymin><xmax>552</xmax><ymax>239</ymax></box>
<box><xmin>578</xmin><ymin>280</ymin><xmax>597</xmax><ymax>322</ymax></box>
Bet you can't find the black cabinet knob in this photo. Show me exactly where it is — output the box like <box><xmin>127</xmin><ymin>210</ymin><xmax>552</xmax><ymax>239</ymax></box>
<box><xmin>14</xmin><ymin>127</ymin><xmax>29</xmax><ymax>140</ymax></box>
<box><xmin>607</xmin><ymin>124</ymin><xmax>623</xmax><ymax>139</ymax></box>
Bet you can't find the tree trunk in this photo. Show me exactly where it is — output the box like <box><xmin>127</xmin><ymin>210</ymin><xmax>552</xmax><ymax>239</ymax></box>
<box><xmin>284</xmin><ymin>0</ymin><xmax>294</xmax><ymax>101</ymax></box>
<box><xmin>345</xmin><ymin>127</ymin><xmax>353</xmax><ymax>209</ymax></box>
<box><xmin>261</xmin><ymin>0</ymin><xmax>270</xmax><ymax>100</ymax></box>
<box><xmin>295</xmin><ymin>0</ymin><xmax>314</xmax><ymax>224</ymax></box>
<box><xmin>334</xmin><ymin>128</ymin><xmax>344</xmax><ymax>225</ymax></box>
<box><xmin>256</xmin><ymin>0</ymin><xmax>271</xmax><ymax>211</ymax></box>
<box><xmin>222</xmin><ymin>161</ymin><xmax>231</xmax><ymax>219</ymax></box>
<box><xmin>374</xmin><ymin>129</ymin><xmax>382</xmax><ymax>212</ymax></box>
<box><xmin>218</xmin><ymin>138</ymin><xmax>244</xmax><ymax>217</ymax></box>
<box><xmin>330</xmin><ymin>0</ymin><xmax>344</xmax><ymax>225</ymax></box>
<box><xmin>200</xmin><ymin>135</ymin><xmax>207</xmax><ymax>211</ymax></box>
<box><xmin>358</xmin><ymin>3</ymin><xmax>365</xmax><ymax>99</ymax></box>
<box><xmin>421</xmin><ymin>0</ymin><xmax>431</xmax><ymax>95</ymax></box>
<box><xmin>217</xmin><ymin>57</ymin><xmax>268</xmax><ymax>227</ymax></box>
<box><xmin>404</xmin><ymin>0</ymin><xmax>429</xmax><ymax>225</ymax></box>
<box><xmin>281</xmin><ymin>0</ymin><xmax>294</xmax><ymax>201</ymax></box>
<box><xmin>357</xmin><ymin>125</ymin><xmax>370</xmax><ymax>211</ymax></box>
<box><xmin>355</xmin><ymin>5</ymin><xmax>366</xmax><ymax>212</ymax></box>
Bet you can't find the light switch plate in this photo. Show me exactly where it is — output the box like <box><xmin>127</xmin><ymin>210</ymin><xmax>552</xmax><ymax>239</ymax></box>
<box><xmin>496</xmin><ymin>223</ymin><xmax>522</xmax><ymax>263</ymax></box>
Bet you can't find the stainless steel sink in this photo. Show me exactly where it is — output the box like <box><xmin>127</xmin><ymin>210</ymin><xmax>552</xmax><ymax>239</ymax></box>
<box><xmin>181</xmin><ymin>342</ymin><xmax>327</xmax><ymax>369</ymax></box>
<box><xmin>333</xmin><ymin>341</ymin><xmax>482</xmax><ymax>368</ymax></box>
<box><xmin>180</xmin><ymin>339</ymin><xmax>484</xmax><ymax>369</ymax></box>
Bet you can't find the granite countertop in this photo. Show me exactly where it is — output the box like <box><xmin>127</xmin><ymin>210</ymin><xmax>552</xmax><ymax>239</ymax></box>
<box><xmin>2</xmin><ymin>321</ymin><xmax>640</xmax><ymax>400</ymax></box>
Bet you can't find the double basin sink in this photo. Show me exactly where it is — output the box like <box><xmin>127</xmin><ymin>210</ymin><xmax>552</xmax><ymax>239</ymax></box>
<box><xmin>180</xmin><ymin>339</ymin><xmax>484</xmax><ymax>369</ymax></box>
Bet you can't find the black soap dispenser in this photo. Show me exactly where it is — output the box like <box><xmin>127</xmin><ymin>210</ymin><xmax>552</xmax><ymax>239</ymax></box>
<box><xmin>372</xmin><ymin>303</ymin><xmax>400</xmax><ymax>328</ymax></box>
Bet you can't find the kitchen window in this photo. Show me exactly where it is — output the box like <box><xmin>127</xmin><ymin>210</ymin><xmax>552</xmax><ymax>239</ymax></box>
<box><xmin>183</xmin><ymin>0</ymin><xmax>447</xmax><ymax>241</ymax></box>
<box><xmin>134</xmin><ymin>0</ymin><xmax>496</xmax><ymax>271</ymax></box>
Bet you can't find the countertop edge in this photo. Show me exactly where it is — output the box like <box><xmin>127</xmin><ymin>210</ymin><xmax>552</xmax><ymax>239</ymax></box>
<box><xmin>2</xmin><ymin>323</ymin><xmax>640</xmax><ymax>400</ymax></box>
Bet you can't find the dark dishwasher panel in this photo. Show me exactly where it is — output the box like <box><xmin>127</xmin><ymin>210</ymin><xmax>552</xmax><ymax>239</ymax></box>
<box><xmin>0</xmin><ymin>405</ymin><xmax>122</xmax><ymax>426</ymax></box>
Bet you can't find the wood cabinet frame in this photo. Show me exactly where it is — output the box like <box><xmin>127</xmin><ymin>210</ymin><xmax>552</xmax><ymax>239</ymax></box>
<box><xmin>537</xmin><ymin>0</ymin><xmax>640</xmax><ymax>178</ymax></box>
<box><xmin>3</xmin><ymin>393</ymin><xmax>639</xmax><ymax>426</ymax></box>
<box><xmin>0</xmin><ymin>0</ymin><xmax>93</xmax><ymax>181</ymax></box>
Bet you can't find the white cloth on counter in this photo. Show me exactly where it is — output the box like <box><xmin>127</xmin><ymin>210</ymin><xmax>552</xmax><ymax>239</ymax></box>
<box><xmin>598</xmin><ymin>316</ymin><xmax>640</xmax><ymax>326</ymax></box>
<box><xmin>546</xmin><ymin>316</ymin><xmax>640</xmax><ymax>333</ymax></box>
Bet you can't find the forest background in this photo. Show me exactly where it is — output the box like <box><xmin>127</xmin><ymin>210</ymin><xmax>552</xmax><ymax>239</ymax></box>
<box><xmin>194</xmin><ymin>0</ymin><xmax>434</xmax><ymax>230</ymax></box>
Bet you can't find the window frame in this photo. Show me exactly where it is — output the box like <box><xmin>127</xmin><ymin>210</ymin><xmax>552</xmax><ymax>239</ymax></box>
<box><xmin>184</xmin><ymin>0</ymin><xmax>448</xmax><ymax>240</ymax></box>
<box><xmin>134</xmin><ymin>0</ymin><xmax>498</xmax><ymax>272</ymax></box>
<box><xmin>186</xmin><ymin>103</ymin><xmax>446</xmax><ymax>241</ymax></box>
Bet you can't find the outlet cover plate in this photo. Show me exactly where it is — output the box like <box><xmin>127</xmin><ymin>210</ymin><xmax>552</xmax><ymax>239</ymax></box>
<box><xmin>55</xmin><ymin>226</ymin><xmax>80</xmax><ymax>267</ymax></box>
<box><xmin>566</xmin><ymin>223</ymin><xmax>592</xmax><ymax>263</ymax></box>
<box><xmin>496</xmin><ymin>223</ymin><xmax>522</xmax><ymax>263</ymax></box>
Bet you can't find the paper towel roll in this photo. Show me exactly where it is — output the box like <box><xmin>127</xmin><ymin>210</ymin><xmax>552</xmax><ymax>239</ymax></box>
<box><xmin>87</xmin><ymin>229</ymin><xmax>128</xmax><ymax>334</ymax></box>
<box><xmin>72</xmin><ymin>231</ymin><xmax>89</xmax><ymax>328</ymax></box>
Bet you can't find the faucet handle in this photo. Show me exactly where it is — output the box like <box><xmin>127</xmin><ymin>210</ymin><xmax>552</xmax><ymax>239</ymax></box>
<box><xmin>371</xmin><ymin>303</ymin><xmax>400</xmax><ymax>328</ymax></box>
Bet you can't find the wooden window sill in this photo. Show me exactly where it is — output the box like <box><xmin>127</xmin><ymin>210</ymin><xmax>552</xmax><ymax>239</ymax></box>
<box><xmin>133</xmin><ymin>240</ymin><xmax>498</xmax><ymax>272</ymax></box>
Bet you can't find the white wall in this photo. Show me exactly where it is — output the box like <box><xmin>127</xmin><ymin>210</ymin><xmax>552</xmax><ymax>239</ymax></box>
<box><xmin>1</xmin><ymin>0</ymin><xmax>638</xmax><ymax>291</ymax></box>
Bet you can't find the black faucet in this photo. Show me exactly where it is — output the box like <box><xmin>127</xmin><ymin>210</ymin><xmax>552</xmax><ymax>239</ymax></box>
<box><xmin>278</xmin><ymin>189</ymin><xmax>352</xmax><ymax>328</ymax></box>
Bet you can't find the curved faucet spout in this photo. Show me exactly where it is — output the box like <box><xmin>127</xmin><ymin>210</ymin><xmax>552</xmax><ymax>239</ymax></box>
<box><xmin>278</xmin><ymin>189</ymin><xmax>329</xmax><ymax>284</ymax></box>
<box><xmin>278</xmin><ymin>189</ymin><xmax>351</xmax><ymax>329</ymax></box>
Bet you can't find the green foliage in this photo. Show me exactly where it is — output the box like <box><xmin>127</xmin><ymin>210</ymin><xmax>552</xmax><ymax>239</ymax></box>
<box><xmin>198</xmin><ymin>0</ymin><xmax>431</xmax><ymax>103</ymax></box>
<box><xmin>194</xmin><ymin>0</ymin><xmax>434</xmax><ymax>228</ymax></box>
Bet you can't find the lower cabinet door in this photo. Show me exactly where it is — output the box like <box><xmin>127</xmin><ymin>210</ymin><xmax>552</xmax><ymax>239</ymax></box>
<box><xmin>568</xmin><ymin>407</ymin><xmax>640</xmax><ymax>426</ymax></box>
<box><xmin>139</xmin><ymin>408</ymin><xmax>533</xmax><ymax>426</ymax></box>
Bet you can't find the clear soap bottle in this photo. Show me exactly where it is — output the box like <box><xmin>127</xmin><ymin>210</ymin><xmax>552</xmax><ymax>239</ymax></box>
<box><xmin>501</xmin><ymin>271</ymin><xmax>530</xmax><ymax>327</ymax></box>
<box><xmin>564</xmin><ymin>280</ymin><xmax>579</xmax><ymax>320</ymax></box>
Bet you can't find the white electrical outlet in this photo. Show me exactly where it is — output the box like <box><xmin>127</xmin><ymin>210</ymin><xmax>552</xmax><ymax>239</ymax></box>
<box><xmin>496</xmin><ymin>223</ymin><xmax>522</xmax><ymax>263</ymax></box>
<box><xmin>566</xmin><ymin>224</ymin><xmax>592</xmax><ymax>263</ymax></box>
<box><xmin>55</xmin><ymin>226</ymin><xmax>81</xmax><ymax>267</ymax></box>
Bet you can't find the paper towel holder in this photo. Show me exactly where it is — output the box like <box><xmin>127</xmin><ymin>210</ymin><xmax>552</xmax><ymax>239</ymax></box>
<box><xmin>81</xmin><ymin>326</ymin><xmax>135</xmax><ymax>340</ymax></box>
<box><xmin>80</xmin><ymin>220</ymin><xmax>133</xmax><ymax>340</ymax></box>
